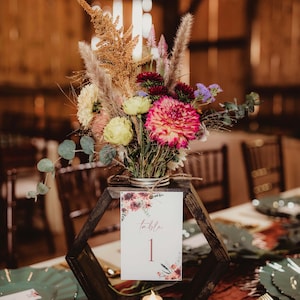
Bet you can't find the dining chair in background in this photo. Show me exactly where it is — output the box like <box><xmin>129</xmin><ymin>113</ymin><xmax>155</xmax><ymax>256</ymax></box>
<box><xmin>182</xmin><ymin>144</ymin><xmax>230</xmax><ymax>216</ymax></box>
<box><xmin>55</xmin><ymin>162</ymin><xmax>124</xmax><ymax>250</ymax></box>
<box><xmin>241</xmin><ymin>135</ymin><xmax>286</xmax><ymax>200</ymax></box>
<box><xmin>0</xmin><ymin>137</ymin><xmax>55</xmax><ymax>268</ymax></box>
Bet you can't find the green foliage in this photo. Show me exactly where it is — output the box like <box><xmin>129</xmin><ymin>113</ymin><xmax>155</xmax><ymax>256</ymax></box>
<box><xmin>37</xmin><ymin>182</ymin><xmax>50</xmax><ymax>195</ymax></box>
<box><xmin>99</xmin><ymin>144</ymin><xmax>116</xmax><ymax>165</ymax></box>
<box><xmin>80</xmin><ymin>136</ymin><xmax>95</xmax><ymax>162</ymax></box>
<box><xmin>58</xmin><ymin>139</ymin><xmax>76</xmax><ymax>160</ymax></box>
<box><xmin>26</xmin><ymin>182</ymin><xmax>49</xmax><ymax>201</ymax></box>
<box><xmin>26</xmin><ymin>190</ymin><xmax>38</xmax><ymax>200</ymax></box>
<box><xmin>220</xmin><ymin>92</ymin><xmax>260</xmax><ymax>121</ymax></box>
<box><xmin>28</xmin><ymin>139</ymin><xmax>77</xmax><ymax>199</ymax></box>
<box><xmin>201</xmin><ymin>92</ymin><xmax>260</xmax><ymax>131</ymax></box>
<box><xmin>80</xmin><ymin>136</ymin><xmax>94</xmax><ymax>155</ymax></box>
<box><xmin>37</xmin><ymin>158</ymin><xmax>55</xmax><ymax>174</ymax></box>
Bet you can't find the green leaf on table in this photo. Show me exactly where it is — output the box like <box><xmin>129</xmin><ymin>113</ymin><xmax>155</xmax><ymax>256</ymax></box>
<box><xmin>215</xmin><ymin>222</ymin><xmax>259</xmax><ymax>253</ymax></box>
<box><xmin>37</xmin><ymin>158</ymin><xmax>55</xmax><ymax>173</ymax></box>
<box><xmin>58</xmin><ymin>139</ymin><xmax>76</xmax><ymax>160</ymax></box>
<box><xmin>80</xmin><ymin>136</ymin><xmax>94</xmax><ymax>155</ymax></box>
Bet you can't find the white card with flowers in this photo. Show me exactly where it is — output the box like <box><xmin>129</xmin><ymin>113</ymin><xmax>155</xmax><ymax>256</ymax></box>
<box><xmin>120</xmin><ymin>191</ymin><xmax>183</xmax><ymax>281</ymax></box>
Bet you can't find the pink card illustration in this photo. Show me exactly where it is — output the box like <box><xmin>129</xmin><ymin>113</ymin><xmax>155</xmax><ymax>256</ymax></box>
<box><xmin>120</xmin><ymin>191</ymin><xmax>183</xmax><ymax>281</ymax></box>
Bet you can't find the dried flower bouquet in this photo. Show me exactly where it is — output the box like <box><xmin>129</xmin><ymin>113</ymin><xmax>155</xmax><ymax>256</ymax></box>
<box><xmin>28</xmin><ymin>0</ymin><xmax>260</xmax><ymax>199</ymax></box>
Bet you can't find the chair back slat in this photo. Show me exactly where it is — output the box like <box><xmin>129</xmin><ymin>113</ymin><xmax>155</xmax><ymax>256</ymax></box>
<box><xmin>0</xmin><ymin>136</ymin><xmax>55</xmax><ymax>268</ymax></box>
<box><xmin>0</xmin><ymin>138</ymin><xmax>39</xmax><ymax>184</ymax></box>
<box><xmin>182</xmin><ymin>145</ymin><xmax>230</xmax><ymax>214</ymax></box>
<box><xmin>55</xmin><ymin>162</ymin><xmax>124</xmax><ymax>249</ymax></box>
<box><xmin>241</xmin><ymin>135</ymin><xmax>285</xmax><ymax>200</ymax></box>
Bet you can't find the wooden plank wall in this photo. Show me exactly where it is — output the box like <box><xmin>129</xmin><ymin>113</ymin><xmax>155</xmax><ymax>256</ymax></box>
<box><xmin>0</xmin><ymin>0</ymin><xmax>299</xmax><ymax>139</ymax></box>
<box><xmin>0</xmin><ymin>0</ymin><xmax>85</xmax><ymax>88</ymax></box>
<box><xmin>249</xmin><ymin>0</ymin><xmax>300</xmax><ymax>137</ymax></box>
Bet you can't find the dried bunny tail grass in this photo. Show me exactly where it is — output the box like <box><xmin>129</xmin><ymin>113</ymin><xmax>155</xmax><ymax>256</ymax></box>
<box><xmin>77</xmin><ymin>0</ymin><xmax>151</xmax><ymax>97</ymax></box>
<box><xmin>78</xmin><ymin>41</ymin><xmax>124</xmax><ymax>118</ymax></box>
<box><xmin>164</xmin><ymin>13</ymin><xmax>193</xmax><ymax>91</ymax></box>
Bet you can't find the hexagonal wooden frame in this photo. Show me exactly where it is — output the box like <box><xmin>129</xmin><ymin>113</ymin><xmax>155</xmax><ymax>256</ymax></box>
<box><xmin>66</xmin><ymin>181</ymin><xmax>230</xmax><ymax>300</ymax></box>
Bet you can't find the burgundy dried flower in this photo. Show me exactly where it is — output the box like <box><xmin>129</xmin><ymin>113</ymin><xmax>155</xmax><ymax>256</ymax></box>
<box><xmin>174</xmin><ymin>82</ymin><xmax>195</xmax><ymax>103</ymax></box>
<box><xmin>147</xmin><ymin>86</ymin><xmax>169</xmax><ymax>101</ymax></box>
<box><xmin>136</xmin><ymin>72</ymin><xmax>164</xmax><ymax>88</ymax></box>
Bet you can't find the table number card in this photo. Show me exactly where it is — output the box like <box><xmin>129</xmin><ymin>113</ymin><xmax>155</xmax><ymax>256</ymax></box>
<box><xmin>120</xmin><ymin>191</ymin><xmax>183</xmax><ymax>281</ymax></box>
<box><xmin>0</xmin><ymin>289</ymin><xmax>41</xmax><ymax>299</ymax></box>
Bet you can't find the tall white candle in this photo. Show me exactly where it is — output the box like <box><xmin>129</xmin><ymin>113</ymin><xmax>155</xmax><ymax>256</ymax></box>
<box><xmin>132</xmin><ymin>0</ymin><xmax>143</xmax><ymax>60</ymax></box>
<box><xmin>113</xmin><ymin>0</ymin><xmax>123</xmax><ymax>30</ymax></box>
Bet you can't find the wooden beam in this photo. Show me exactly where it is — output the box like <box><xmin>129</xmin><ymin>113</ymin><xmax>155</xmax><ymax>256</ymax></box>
<box><xmin>189</xmin><ymin>37</ymin><xmax>247</xmax><ymax>51</ymax></box>
<box><xmin>159</xmin><ymin>0</ymin><xmax>180</xmax><ymax>49</ymax></box>
<box><xmin>184</xmin><ymin>0</ymin><xmax>203</xmax><ymax>15</ymax></box>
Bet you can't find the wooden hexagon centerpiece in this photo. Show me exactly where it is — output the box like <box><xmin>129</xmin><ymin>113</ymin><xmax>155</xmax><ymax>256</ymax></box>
<box><xmin>66</xmin><ymin>179</ymin><xmax>230</xmax><ymax>300</ymax></box>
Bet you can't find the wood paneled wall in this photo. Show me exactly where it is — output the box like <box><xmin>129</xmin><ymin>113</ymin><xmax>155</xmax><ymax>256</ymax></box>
<box><xmin>187</xmin><ymin>0</ymin><xmax>249</xmax><ymax>102</ymax></box>
<box><xmin>0</xmin><ymin>0</ymin><xmax>300</xmax><ymax>139</ymax></box>
<box><xmin>0</xmin><ymin>1</ymin><xmax>85</xmax><ymax>88</ymax></box>
<box><xmin>248</xmin><ymin>0</ymin><xmax>300</xmax><ymax>137</ymax></box>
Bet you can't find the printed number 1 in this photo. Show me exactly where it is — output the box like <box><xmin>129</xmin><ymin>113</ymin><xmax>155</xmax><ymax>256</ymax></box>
<box><xmin>149</xmin><ymin>238</ymin><xmax>153</xmax><ymax>261</ymax></box>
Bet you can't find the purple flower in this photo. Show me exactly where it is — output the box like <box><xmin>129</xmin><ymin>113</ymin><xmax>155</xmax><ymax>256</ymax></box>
<box><xmin>194</xmin><ymin>83</ymin><xmax>223</xmax><ymax>103</ymax></box>
<box><xmin>194</xmin><ymin>83</ymin><xmax>212</xmax><ymax>102</ymax></box>
<box><xmin>208</xmin><ymin>84</ymin><xmax>223</xmax><ymax>97</ymax></box>
<box><xmin>137</xmin><ymin>90</ymin><xmax>149</xmax><ymax>97</ymax></box>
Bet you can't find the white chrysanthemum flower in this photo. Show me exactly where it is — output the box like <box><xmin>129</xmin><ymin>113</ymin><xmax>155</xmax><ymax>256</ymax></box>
<box><xmin>77</xmin><ymin>84</ymin><xmax>99</xmax><ymax>128</ymax></box>
<box><xmin>167</xmin><ymin>149</ymin><xmax>187</xmax><ymax>171</ymax></box>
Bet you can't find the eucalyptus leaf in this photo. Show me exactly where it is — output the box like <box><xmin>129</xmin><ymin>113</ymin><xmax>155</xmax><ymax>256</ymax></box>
<box><xmin>37</xmin><ymin>182</ymin><xmax>50</xmax><ymax>195</ymax></box>
<box><xmin>37</xmin><ymin>158</ymin><xmax>55</xmax><ymax>173</ymax></box>
<box><xmin>247</xmin><ymin>105</ymin><xmax>255</xmax><ymax>113</ymax></box>
<box><xmin>222</xmin><ymin>116</ymin><xmax>232</xmax><ymax>126</ymax></box>
<box><xmin>58</xmin><ymin>139</ymin><xmax>76</xmax><ymax>160</ymax></box>
<box><xmin>26</xmin><ymin>190</ymin><xmax>38</xmax><ymax>199</ymax></box>
<box><xmin>246</xmin><ymin>92</ymin><xmax>260</xmax><ymax>104</ymax></box>
<box><xmin>235</xmin><ymin>109</ymin><xmax>245</xmax><ymax>119</ymax></box>
<box><xmin>99</xmin><ymin>145</ymin><xmax>116</xmax><ymax>165</ymax></box>
<box><xmin>80</xmin><ymin>135</ymin><xmax>94</xmax><ymax>155</ymax></box>
<box><xmin>223</xmin><ymin>102</ymin><xmax>238</xmax><ymax>111</ymax></box>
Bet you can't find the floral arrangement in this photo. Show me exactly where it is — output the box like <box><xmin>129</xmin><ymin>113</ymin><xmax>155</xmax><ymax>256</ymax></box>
<box><xmin>28</xmin><ymin>0</ymin><xmax>259</xmax><ymax>199</ymax></box>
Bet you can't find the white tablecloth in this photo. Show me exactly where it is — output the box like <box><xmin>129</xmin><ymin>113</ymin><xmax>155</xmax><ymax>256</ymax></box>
<box><xmin>33</xmin><ymin>187</ymin><xmax>300</xmax><ymax>270</ymax></box>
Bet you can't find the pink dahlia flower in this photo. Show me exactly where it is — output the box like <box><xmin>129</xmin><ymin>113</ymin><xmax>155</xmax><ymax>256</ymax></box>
<box><xmin>145</xmin><ymin>96</ymin><xmax>200</xmax><ymax>149</ymax></box>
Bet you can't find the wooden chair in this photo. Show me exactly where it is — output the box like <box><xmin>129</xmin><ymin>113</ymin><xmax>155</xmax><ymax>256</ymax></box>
<box><xmin>0</xmin><ymin>138</ymin><xmax>55</xmax><ymax>268</ymax></box>
<box><xmin>55</xmin><ymin>162</ymin><xmax>124</xmax><ymax>250</ymax></box>
<box><xmin>241</xmin><ymin>135</ymin><xmax>286</xmax><ymax>200</ymax></box>
<box><xmin>182</xmin><ymin>145</ymin><xmax>230</xmax><ymax>215</ymax></box>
